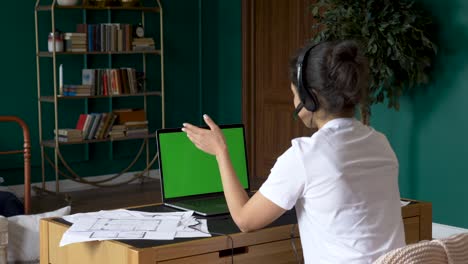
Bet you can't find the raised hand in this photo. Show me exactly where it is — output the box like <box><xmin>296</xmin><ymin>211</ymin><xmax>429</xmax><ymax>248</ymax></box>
<box><xmin>182</xmin><ymin>114</ymin><xmax>227</xmax><ymax>156</ymax></box>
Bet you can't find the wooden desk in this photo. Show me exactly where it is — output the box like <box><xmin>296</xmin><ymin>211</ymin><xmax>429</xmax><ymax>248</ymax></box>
<box><xmin>401</xmin><ymin>199</ymin><xmax>432</xmax><ymax>244</ymax></box>
<box><xmin>40</xmin><ymin>201</ymin><xmax>431</xmax><ymax>264</ymax></box>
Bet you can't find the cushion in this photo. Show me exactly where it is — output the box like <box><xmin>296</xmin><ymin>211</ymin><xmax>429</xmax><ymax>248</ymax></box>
<box><xmin>373</xmin><ymin>240</ymin><xmax>448</xmax><ymax>264</ymax></box>
<box><xmin>6</xmin><ymin>206</ymin><xmax>71</xmax><ymax>263</ymax></box>
<box><xmin>0</xmin><ymin>191</ymin><xmax>24</xmax><ymax>217</ymax></box>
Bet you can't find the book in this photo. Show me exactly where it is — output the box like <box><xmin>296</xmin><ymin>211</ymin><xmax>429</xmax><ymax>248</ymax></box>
<box><xmin>109</xmin><ymin>123</ymin><xmax>126</xmax><ymax>139</ymax></box>
<box><xmin>116</xmin><ymin>68</ymin><xmax>123</xmax><ymax>94</ymax></box>
<box><xmin>75</xmin><ymin>114</ymin><xmax>88</xmax><ymax>130</ymax></box>
<box><xmin>132</xmin><ymin>45</ymin><xmax>155</xmax><ymax>51</ymax></box>
<box><xmin>102</xmin><ymin>113</ymin><xmax>118</xmax><ymax>139</ymax></box>
<box><xmin>124</xmin><ymin>120</ymin><xmax>148</xmax><ymax>126</ymax></box>
<box><xmin>64</xmin><ymin>32</ymin><xmax>87</xmax><ymax>52</ymax></box>
<box><xmin>110</xmin><ymin>124</ymin><xmax>126</xmax><ymax>131</ymax></box>
<box><xmin>87</xmin><ymin>113</ymin><xmax>102</xmax><ymax>140</ymax></box>
<box><xmin>82</xmin><ymin>69</ymin><xmax>95</xmax><ymax>88</ymax></box>
<box><xmin>110</xmin><ymin>69</ymin><xmax>119</xmax><ymax>95</ymax></box>
<box><xmin>82</xmin><ymin>114</ymin><xmax>95</xmax><ymax>140</ymax></box>
<box><xmin>120</xmin><ymin>68</ymin><xmax>130</xmax><ymax>94</ymax></box>
<box><xmin>94</xmin><ymin>69</ymin><xmax>100</xmax><ymax>95</ymax></box>
<box><xmin>132</xmin><ymin>37</ymin><xmax>155</xmax><ymax>51</ymax></box>
<box><xmin>125</xmin><ymin>121</ymin><xmax>149</xmax><ymax>130</ymax></box>
<box><xmin>125</xmin><ymin>68</ymin><xmax>136</xmax><ymax>94</ymax></box>
<box><xmin>126</xmin><ymin>130</ymin><xmax>148</xmax><ymax>137</ymax></box>
<box><xmin>102</xmin><ymin>70</ymin><xmax>108</xmax><ymax>96</ymax></box>
<box><xmin>100</xmin><ymin>114</ymin><xmax>111</xmax><ymax>138</ymax></box>
<box><xmin>62</xmin><ymin>85</ymin><xmax>94</xmax><ymax>96</ymax></box>
<box><xmin>117</xmin><ymin>27</ymin><xmax>123</xmax><ymax>52</ymax></box>
<box><xmin>94</xmin><ymin>113</ymin><xmax>108</xmax><ymax>139</ymax></box>
<box><xmin>114</xmin><ymin>108</ymin><xmax>146</xmax><ymax>124</ymax></box>
<box><xmin>87</xmin><ymin>24</ymin><xmax>94</xmax><ymax>52</ymax></box>
<box><xmin>54</xmin><ymin>128</ymin><xmax>83</xmax><ymax>137</ymax></box>
<box><xmin>56</xmin><ymin>135</ymin><xmax>83</xmax><ymax>143</ymax></box>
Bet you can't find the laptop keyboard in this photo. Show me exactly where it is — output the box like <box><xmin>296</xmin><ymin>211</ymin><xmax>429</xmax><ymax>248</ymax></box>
<box><xmin>180</xmin><ymin>196</ymin><xmax>227</xmax><ymax>208</ymax></box>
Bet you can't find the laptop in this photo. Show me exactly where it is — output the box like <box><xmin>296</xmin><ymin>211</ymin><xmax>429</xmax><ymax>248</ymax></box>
<box><xmin>156</xmin><ymin>124</ymin><xmax>250</xmax><ymax>216</ymax></box>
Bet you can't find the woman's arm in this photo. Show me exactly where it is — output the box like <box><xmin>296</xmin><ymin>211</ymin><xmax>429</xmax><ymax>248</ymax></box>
<box><xmin>182</xmin><ymin>115</ymin><xmax>286</xmax><ymax>232</ymax></box>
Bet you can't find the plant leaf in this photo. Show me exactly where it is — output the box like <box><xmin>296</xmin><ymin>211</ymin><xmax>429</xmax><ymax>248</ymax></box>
<box><xmin>308</xmin><ymin>0</ymin><xmax>437</xmax><ymax>113</ymax></box>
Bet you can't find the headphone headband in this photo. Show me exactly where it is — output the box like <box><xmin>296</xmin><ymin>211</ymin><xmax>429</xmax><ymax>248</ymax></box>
<box><xmin>295</xmin><ymin>42</ymin><xmax>320</xmax><ymax>114</ymax></box>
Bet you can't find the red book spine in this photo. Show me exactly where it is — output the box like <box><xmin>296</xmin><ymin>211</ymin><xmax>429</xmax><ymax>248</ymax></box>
<box><xmin>75</xmin><ymin>114</ymin><xmax>88</xmax><ymax>130</ymax></box>
<box><xmin>103</xmin><ymin>72</ymin><xmax>108</xmax><ymax>96</ymax></box>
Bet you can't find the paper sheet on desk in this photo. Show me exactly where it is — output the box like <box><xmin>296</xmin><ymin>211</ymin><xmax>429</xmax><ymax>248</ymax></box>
<box><xmin>127</xmin><ymin>210</ymin><xmax>211</xmax><ymax>238</ymax></box>
<box><xmin>400</xmin><ymin>200</ymin><xmax>411</xmax><ymax>207</ymax></box>
<box><xmin>130</xmin><ymin>211</ymin><xmax>211</xmax><ymax>238</ymax></box>
<box><xmin>60</xmin><ymin>210</ymin><xmax>210</xmax><ymax>247</ymax></box>
<box><xmin>60</xmin><ymin>215</ymin><xmax>179</xmax><ymax>246</ymax></box>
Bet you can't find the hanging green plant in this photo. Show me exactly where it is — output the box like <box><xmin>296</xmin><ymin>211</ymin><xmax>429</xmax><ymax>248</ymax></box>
<box><xmin>311</xmin><ymin>0</ymin><xmax>437</xmax><ymax>124</ymax></box>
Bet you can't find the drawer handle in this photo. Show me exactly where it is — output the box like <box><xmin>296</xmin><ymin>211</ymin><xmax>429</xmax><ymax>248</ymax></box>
<box><xmin>219</xmin><ymin>246</ymin><xmax>248</xmax><ymax>258</ymax></box>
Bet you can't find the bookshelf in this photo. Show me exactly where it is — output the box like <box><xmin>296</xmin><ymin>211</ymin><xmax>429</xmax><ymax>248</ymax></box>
<box><xmin>37</xmin><ymin>50</ymin><xmax>162</xmax><ymax>57</ymax></box>
<box><xmin>34</xmin><ymin>0</ymin><xmax>164</xmax><ymax>195</ymax></box>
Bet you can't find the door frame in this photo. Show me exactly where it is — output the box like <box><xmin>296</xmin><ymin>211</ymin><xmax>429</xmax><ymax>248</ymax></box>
<box><xmin>241</xmin><ymin>0</ymin><xmax>256</xmax><ymax>183</ymax></box>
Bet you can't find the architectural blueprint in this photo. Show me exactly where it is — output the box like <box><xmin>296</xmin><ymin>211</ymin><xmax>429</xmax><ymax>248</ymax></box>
<box><xmin>60</xmin><ymin>209</ymin><xmax>210</xmax><ymax>246</ymax></box>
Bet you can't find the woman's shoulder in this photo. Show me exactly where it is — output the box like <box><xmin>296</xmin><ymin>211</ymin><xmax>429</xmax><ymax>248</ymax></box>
<box><xmin>290</xmin><ymin>132</ymin><xmax>327</xmax><ymax>154</ymax></box>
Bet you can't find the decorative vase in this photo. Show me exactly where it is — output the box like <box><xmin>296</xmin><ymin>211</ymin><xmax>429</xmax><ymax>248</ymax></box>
<box><xmin>48</xmin><ymin>32</ymin><xmax>64</xmax><ymax>52</ymax></box>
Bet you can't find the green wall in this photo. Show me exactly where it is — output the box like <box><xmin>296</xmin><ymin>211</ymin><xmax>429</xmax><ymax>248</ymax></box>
<box><xmin>0</xmin><ymin>1</ymin><xmax>241</xmax><ymax>185</ymax></box>
<box><xmin>372</xmin><ymin>0</ymin><xmax>468</xmax><ymax>228</ymax></box>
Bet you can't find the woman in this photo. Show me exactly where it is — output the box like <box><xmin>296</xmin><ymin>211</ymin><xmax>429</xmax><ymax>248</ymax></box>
<box><xmin>182</xmin><ymin>40</ymin><xmax>405</xmax><ymax>263</ymax></box>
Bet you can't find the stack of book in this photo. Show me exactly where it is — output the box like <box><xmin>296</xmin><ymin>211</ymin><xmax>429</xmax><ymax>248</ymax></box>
<box><xmin>109</xmin><ymin>125</ymin><xmax>126</xmax><ymax>139</ymax></box>
<box><xmin>74</xmin><ymin>109</ymin><xmax>148</xmax><ymax>141</ymax></box>
<box><xmin>111</xmin><ymin>108</ymin><xmax>148</xmax><ymax>139</ymax></box>
<box><xmin>55</xmin><ymin>129</ymin><xmax>83</xmax><ymax>143</ymax></box>
<box><xmin>82</xmin><ymin>68</ymin><xmax>138</xmax><ymax>96</ymax></box>
<box><xmin>75</xmin><ymin>113</ymin><xmax>117</xmax><ymax>140</ymax></box>
<box><xmin>125</xmin><ymin>120</ymin><xmax>148</xmax><ymax>137</ymax></box>
<box><xmin>62</xmin><ymin>84</ymin><xmax>94</xmax><ymax>96</ymax></box>
<box><xmin>64</xmin><ymin>32</ymin><xmax>87</xmax><ymax>52</ymax></box>
<box><xmin>77</xmin><ymin>23</ymin><xmax>133</xmax><ymax>52</ymax></box>
<box><xmin>132</xmin><ymin>38</ymin><xmax>155</xmax><ymax>51</ymax></box>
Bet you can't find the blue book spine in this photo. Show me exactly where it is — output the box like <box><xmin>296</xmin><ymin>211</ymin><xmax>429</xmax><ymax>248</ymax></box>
<box><xmin>88</xmin><ymin>24</ymin><xmax>94</xmax><ymax>52</ymax></box>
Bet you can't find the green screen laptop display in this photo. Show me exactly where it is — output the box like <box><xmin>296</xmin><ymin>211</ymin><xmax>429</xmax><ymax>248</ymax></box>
<box><xmin>157</xmin><ymin>125</ymin><xmax>249</xmax><ymax>200</ymax></box>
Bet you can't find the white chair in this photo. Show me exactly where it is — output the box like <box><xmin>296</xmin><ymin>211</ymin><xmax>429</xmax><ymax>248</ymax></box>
<box><xmin>439</xmin><ymin>233</ymin><xmax>468</xmax><ymax>264</ymax></box>
<box><xmin>374</xmin><ymin>233</ymin><xmax>468</xmax><ymax>264</ymax></box>
<box><xmin>374</xmin><ymin>240</ymin><xmax>447</xmax><ymax>264</ymax></box>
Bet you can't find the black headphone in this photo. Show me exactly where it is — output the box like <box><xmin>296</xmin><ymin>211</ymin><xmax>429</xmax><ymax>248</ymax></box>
<box><xmin>294</xmin><ymin>43</ymin><xmax>320</xmax><ymax>116</ymax></box>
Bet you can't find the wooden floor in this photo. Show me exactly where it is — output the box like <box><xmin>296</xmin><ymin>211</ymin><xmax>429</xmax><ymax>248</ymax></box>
<box><xmin>30</xmin><ymin>179</ymin><xmax>162</xmax><ymax>214</ymax></box>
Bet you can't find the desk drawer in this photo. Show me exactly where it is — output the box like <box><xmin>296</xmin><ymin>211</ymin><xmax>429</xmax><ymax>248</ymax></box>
<box><xmin>404</xmin><ymin>216</ymin><xmax>420</xmax><ymax>244</ymax></box>
<box><xmin>157</xmin><ymin>239</ymin><xmax>302</xmax><ymax>264</ymax></box>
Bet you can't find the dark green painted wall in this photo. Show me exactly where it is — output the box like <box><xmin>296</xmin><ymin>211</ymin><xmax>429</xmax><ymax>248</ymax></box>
<box><xmin>201</xmin><ymin>0</ymin><xmax>242</xmax><ymax>124</ymax></box>
<box><xmin>372</xmin><ymin>0</ymin><xmax>468</xmax><ymax>228</ymax></box>
<box><xmin>0</xmin><ymin>1</ymin><xmax>241</xmax><ymax>185</ymax></box>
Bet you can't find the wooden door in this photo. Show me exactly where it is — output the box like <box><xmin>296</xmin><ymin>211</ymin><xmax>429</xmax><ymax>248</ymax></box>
<box><xmin>242</xmin><ymin>0</ymin><xmax>317</xmax><ymax>187</ymax></box>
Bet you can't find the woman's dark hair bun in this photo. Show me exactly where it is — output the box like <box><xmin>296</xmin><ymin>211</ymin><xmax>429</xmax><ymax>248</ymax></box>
<box><xmin>288</xmin><ymin>40</ymin><xmax>368</xmax><ymax>115</ymax></box>
<box><xmin>324</xmin><ymin>40</ymin><xmax>367</xmax><ymax>112</ymax></box>
<box><xmin>331</xmin><ymin>41</ymin><xmax>358</xmax><ymax>64</ymax></box>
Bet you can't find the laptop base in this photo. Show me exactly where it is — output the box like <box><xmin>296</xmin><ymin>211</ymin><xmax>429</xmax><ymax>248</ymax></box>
<box><xmin>164</xmin><ymin>198</ymin><xmax>230</xmax><ymax>216</ymax></box>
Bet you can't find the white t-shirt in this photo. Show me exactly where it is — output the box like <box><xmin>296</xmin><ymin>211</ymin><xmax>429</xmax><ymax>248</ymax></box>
<box><xmin>259</xmin><ymin>118</ymin><xmax>405</xmax><ymax>264</ymax></box>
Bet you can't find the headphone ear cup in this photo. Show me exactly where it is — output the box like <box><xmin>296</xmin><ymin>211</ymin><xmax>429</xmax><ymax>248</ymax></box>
<box><xmin>303</xmin><ymin>92</ymin><xmax>319</xmax><ymax>112</ymax></box>
<box><xmin>296</xmin><ymin>83</ymin><xmax>318</xmax><ymax>113</ymax></box>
